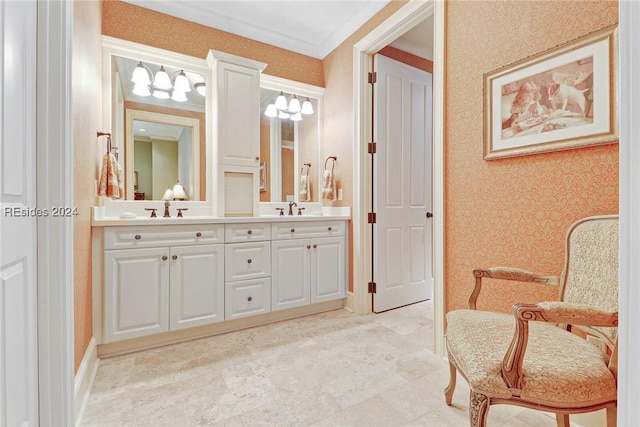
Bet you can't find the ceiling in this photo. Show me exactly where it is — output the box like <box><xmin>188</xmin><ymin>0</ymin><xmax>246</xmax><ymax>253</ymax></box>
<box><xmin>121</xmin><ymin>0</ymin><xmax>433</xmax><ymax>60</ymax></box>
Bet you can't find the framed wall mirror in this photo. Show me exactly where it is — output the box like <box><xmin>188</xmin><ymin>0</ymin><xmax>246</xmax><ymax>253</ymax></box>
<box><xmin>259</xmin><ymin>75</ymin><xmax>324</xmax><ymax>204</ymax></box>
<box><xmin>102</xmin><ymin>36</ymin><xmax>211</xmax><ymax>204</ymax></box>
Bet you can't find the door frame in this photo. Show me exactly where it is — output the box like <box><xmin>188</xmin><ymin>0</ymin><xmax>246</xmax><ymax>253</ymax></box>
<box><xmin>351</xmin><ymin>0</ymin><xmax>446</xmax><ymax>355</ymax></box>
<box><xmin>36</xmin><ymin>1</ymin><xmax>74</xmax><ymax>425</ymax></box>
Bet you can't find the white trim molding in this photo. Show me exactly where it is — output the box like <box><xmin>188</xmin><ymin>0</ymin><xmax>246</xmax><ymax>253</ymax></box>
<box><xmin>617</xmin><ymin>0</ymin><xmax>640</xmax><ymax>423</ymax></box>
<box><xmin>351</xmin><ymin>0</ymin><xmax>445</xmax><ymax>356</ymax></box>
<box><xmin>36</xmin><ymin>0</ymin><xmax>74</xmax><ymax>425</ymax></box>
<box><xmin>74</xmin><ymin>338</ymin><xmax>100</xmax><ymax>426</ymax></box>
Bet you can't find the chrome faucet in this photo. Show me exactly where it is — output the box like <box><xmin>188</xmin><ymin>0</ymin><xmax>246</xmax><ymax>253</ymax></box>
<box><xmin>288</xmin><ymin>201</ymin><xmax>297</xmax><ymax>216</ymax></box>
<box><xmin>163</xmin><ymin>201</ymin><xmax>171</xmax><ymax>218</ymax></box>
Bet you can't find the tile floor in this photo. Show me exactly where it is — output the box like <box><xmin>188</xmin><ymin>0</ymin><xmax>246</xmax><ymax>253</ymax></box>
<box><xmin>81</xmin><ymin>301</ymin><xmax>559</xmax><ymax>426</ymax></box>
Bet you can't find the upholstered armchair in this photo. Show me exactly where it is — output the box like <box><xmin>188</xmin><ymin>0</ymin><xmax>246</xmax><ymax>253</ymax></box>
<box><xmin>444</xmin><ymin>215</ymin><xmax>619</xmax><ymax>427</ymax></box>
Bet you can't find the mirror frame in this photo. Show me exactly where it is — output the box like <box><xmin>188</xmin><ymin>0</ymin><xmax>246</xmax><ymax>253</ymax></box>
<box><xmin>260</xmin><ymin>74</ymin><xmax>324</xmax><ymax>207</ymax></box>
<box><xmin>101</xmin><ymin>36</ymin><xmax>213</xmax><ymax>211</ymax></box>
<box><xmin>125</xmin><ymin>109</ymin><xmax>201</xmax><ymax>200</ymax></box>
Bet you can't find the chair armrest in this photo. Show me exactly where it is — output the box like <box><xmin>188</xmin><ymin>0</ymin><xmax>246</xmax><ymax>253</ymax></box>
<box><xmin>501</xmin><ymin>302</ymin><xmax>618</xmax><ymax>391</ymax></box>
<box><xmin>468</xmin><ymin>267</ymin><xmax>560</xmax><ymax>309</ymax></box>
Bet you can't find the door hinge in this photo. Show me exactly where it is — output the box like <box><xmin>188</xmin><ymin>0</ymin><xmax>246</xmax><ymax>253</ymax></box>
<box><xmin>368</xmin><ymin>71</ymin><xmax>377</xmax><ymax>84</ymax></box>
<box><xmin>368</xmin><ymin>282</ymin><xmax>377</xmax><ymax>293</ymax></box>
<box><xmin>368</xmin><ymin>142</ymin><xmax>377</xmax><ymax>154</ymax></box>
<box><xmin>368</xmin><ymin>212</ymin><xmax>377</xmax><ymax>224</ymax></box>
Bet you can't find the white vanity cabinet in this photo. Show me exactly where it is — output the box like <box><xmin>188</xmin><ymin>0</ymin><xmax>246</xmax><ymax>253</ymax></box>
<box><xmin>224</xmin><ymin>223</ymin><xmax>272</xmax><ymax>320</ymax></box>
<box><xmin>271</xmin><ymin>221</ymin><xmax>346</xmax><ymax>311</ymax></box>
<box><xmin>102</xmin><ymin>225</ymin><xmax>225</xmax><ymax>343</ymax></box>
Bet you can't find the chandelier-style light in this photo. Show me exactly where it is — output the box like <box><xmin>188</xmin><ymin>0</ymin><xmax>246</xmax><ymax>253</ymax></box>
<box><xmin>131</xmin><ymin>61</ymin><xmax>205</xmax><ymax>102</ymax></box>
<box><xmin>265</xmin><ymin>91</ymin><xmax>314</xmax><ymax>121</ymax></box>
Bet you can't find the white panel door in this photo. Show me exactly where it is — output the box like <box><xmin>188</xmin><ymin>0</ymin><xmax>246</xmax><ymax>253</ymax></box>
<box><xmin>311</xmin><ymin>237</ymin><xmax>346</xmax><ymax>303</ymax></box>
<box><xmin>217</xmin><ymin>62</ymin><xmax>261</xmax><ymax>167</ymax></box>
<box><xmin>170</xmin><ymin>244</ymin><xmax>225</xmax><ymax>330</ymax></box>
<box><xmin>373</xmin><ymin>54</ymin><xmax>433</xmax><ymax>312</ymax></box>
<box><xmin>104</xmin><ymin>248</ymin><xmax>170</xmax><ymax>342</ymax></box>
<box><xmin>0</xmin><ymin>1</ymin><xmax>39</xmax><ymax>425</ymax></box>
<box><xmin>271</xmin><ymin>239</ymin><xmax>310</xmax><ymax>311</ymax></box>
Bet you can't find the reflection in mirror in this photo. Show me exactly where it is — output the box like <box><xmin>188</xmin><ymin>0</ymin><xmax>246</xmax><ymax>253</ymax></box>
<box><xmin>259</xmin><ymin>84</ymin><xmax>321</xmax><ymax>203</ymax></box>
<box><xmin>111</xmin><ymin>53</ymin><xmax>206</xmax><ymax>200</ymax></box>
<box><xmin>128</xmin><ymin>114</ymin><xmax>200</xmax><ymax>200</ymax></box>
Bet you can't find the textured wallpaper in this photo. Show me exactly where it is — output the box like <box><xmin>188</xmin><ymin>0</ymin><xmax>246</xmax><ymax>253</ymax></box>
<box><xmin>445</xmin><ymin>0</ymin><xmax>619</xmax><ymax>313</ymax></box>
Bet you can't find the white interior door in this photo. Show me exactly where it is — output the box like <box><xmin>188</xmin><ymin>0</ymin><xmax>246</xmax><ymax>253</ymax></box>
<box><xmin>373</xmin><ymin>54</ymin><xmax>433</xmax><ymax>312</ymax></box>
<box><xmin>0</xmin><ymin>1</ymin><xmax>39</xmax><ymax>424</ymax></box>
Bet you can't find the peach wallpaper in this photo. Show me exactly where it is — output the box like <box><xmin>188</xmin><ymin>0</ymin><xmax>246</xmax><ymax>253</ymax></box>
<box><xmin>445</xmin><ymin>1</ymin><xmax>619</xmax><ymax>314</ymax></box>
<box><xmin>72</xmin><ymin>0</ymin><xmax>103</xmax><ymax>372</ymax></box>
<box><xmin>102</xmin><ymin>0</ymin><xmax>324</xmax><ymax>87</ymax></box>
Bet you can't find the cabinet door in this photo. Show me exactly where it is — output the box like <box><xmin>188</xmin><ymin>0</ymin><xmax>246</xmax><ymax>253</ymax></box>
<box><xmin>225</xmin><ymin>277</ymin><xmax>271</xmax><ymax>320</ymax></box>
<box><xmin>216</xmin><ymin>61</ymin><xmax>261</xmax><ymax>167</ymax></box>
<box><xmin>271</xmin><ymin>239</ymin><xmax>310</xmax><ymax>311</ymax></box>
<box><xmin>311</xmin><ymin>236</ymin><xmax>346</xmax><ymax>303</ymax></box>
<box><xmin>169</xmin><ymin>244</ymin><xmax>225</xmax><ymax>330</ymax></box>
<box><xmin>104</xmin><ymin>248</ymin><xmax>169</xmax><ymax>342</ymax></box>
<box><xmin>225</xmin><ymin>241</ymin><xmax>271</xmax><ymax>282</ymax></box>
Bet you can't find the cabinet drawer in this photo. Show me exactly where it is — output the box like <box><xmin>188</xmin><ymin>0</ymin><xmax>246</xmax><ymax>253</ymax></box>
<box><xmin>225</xmin><ymin>277</ymin><xmax>271</xmax><ymax>320</ymax></box>
<box><xmin>271</xmin><ymin>221</ymin><xmax>345</xmax><ymax>240</ymax></box>
<box><xmin>225</xmin><ymin>241</ymin><xmax>271</xmax><ymax>282</ymax></box>
<box><xmin>104</xmin><ymin>224</ymin><xmax>224</xmax><ymax>250</ymax></box>
<box><xmin>225</xmin><ymin>222</ymin><xmax>271</xmax><ymax>242</ymax></box>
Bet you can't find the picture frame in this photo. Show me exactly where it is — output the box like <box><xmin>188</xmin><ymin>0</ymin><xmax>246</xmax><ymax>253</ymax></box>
<box><xmin>483</xmin><ymin>25</ymin><xmax>617</xmax><ymax>160</ymax></box>
<box><xmin>259</xmin><ymin>161</ymin><xmax>267</xmax><ymax>192</ymax></box>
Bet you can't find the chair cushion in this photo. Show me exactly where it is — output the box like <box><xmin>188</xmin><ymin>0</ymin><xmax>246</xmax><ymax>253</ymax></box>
<box><xmin>445</xmin><ymin>309</ymin><xmax>617</xmax><ymax>408</ymax></box>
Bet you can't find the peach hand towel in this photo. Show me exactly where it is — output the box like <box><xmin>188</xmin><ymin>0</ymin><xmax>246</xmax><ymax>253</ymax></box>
<box><xmin>98</xmin><ymin>152</ymin><xmax>124</xmax><ymax>199</ymax></box>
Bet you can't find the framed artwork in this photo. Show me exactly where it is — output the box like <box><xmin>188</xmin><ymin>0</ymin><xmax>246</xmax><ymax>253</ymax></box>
<box><xmin>484</xmin><ymin>25</ymin><xmax>617</xmax><ymax>160</ymax></box>
<box><xmin>259</xmin><ymin>161</ymin><xmax>267</xmax><ymax>192</ymax></box>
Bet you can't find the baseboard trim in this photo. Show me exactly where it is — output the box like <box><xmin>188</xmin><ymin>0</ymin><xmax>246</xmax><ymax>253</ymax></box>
<box><xmin>74</xmin><ymin>337</ymin><xmax>99</xmax><ymax>426</ymax></box>
<box><xmin>97</xmin><ymin>299</ymin><xmax>345</xmax><ymax>358</ymax></box>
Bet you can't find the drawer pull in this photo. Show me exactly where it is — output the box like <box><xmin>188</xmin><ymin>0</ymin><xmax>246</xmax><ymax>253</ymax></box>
<box><xmin>247</xmin><ymin>296</ymin><xmax>253</xmax><ymax>302</ymax></box>
<box><xmin>134</xmin><ymin>234</ymin><xmax>141</xmax><ymax>240</ymax></box>
<box><xmin>313</xmin><ymin>244</ymin><xmax>317</xmax><ymax>249</ymax></box>
<box><xmin>290</xmin><ymin>228</ymin><xmax>295</xmax><ymax>233</ymax></box>
<box><xmin>247</xmin><ymin>230</ymin><xmax>252</xmax><ymax>235</ymax></box>
<box><xmin>247</xmin><ymin>258</ymin><xmax>252</xmax><ymax>264</ymax></box>
<box><xmin>328</xmin><ymin>226</ymin><xmax>332</xmax><ymax>231</ymax></box>
<box><xmin>196</xmin><ymin>232</ymin><xmax>202</xmax><ymax>237</ymax></box>
<box><xmin>162</xmin><ymin>256</ymin><xmax>168</xmax><ymax>261</ymax></box>
<box><xmin>172</xmin><ymin>255</ymin><xmax>178</xmax><ymax>260</ymax></box>
<box><xmin>307</xmin><ymin>245</ymin><xmax>311</xmax><ymax>249</ymax></box>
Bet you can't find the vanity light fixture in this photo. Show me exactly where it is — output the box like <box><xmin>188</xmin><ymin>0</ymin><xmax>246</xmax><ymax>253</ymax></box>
<box><xmin>130</xmin><ymin>61</ymin><xmax>194</xmax><ymax>102</ymax></box>
<box><xmin>265</xmin><ymin>92</ymin><xmax>315</xmax><ymax>121</ymax></box>
<box><xmin>194</xmin><ymin>82</ymin><xmax>206</xmax><ymax>96</ymax></box>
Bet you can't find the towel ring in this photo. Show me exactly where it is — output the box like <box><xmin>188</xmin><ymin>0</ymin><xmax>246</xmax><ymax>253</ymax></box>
<box><xmin>324</xmin><ymin>156</ymin><xmax>337</xmax><ymax>173</ymax></box>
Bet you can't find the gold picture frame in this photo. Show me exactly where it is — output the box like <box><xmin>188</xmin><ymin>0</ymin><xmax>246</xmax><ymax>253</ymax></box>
<box><xmin>483</xmin><ymin>25</ymin><xmax>617</xmax><ymax>160</ymax></box>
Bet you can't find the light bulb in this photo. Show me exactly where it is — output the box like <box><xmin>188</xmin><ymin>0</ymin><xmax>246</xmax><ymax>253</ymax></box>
<box><xmin>132</xmin><ymin>82</ymin><xmax>151</xmax><ymax>96</ymax></box>
<box><xmin>194</xmin><ymin>82</ymin><xmax>206</xmax><ymax>96</ymax></box>
<box><xmin>152</xmin><ymin>89</ymin><xmax>170</xmax><ymax>99</ymax></box>
<box><xmin>301</xmin><ymin>97</ymin><xmax>314</xmax><ymax>115</ymax></box>
<box><xmin>291</xmin><ymin>112</ymin><xmax>302</xmax><ymax>121</ymax></box>
<box><xmin>288</xmin><ymin>95</ymin><xmax>301</xmax><ymax>113</ymax></box>
<box><xmin>153</xmin><ymin>66</ymin><xmax>172</xmax><ymax>90</ymax></box>
<box><xmin>275</xmin><ymin>91</ymin><xmax>288</xmax><ymax>110</ymax></box>
<box><xmin>265</xmin><ymin>103</ymin><xmax>278</xmax><ymax>118</ymax></box>
<box><xmin>278</xmin><ymin>111</ymin><xmax>290</xmax><ymax>119</ymax></box>
<box><xmin>173</xmin><ymin>71</ymin><xmax>191</xmax><ymax>92</ymax></box>
<box><xmin>171</xmin><ymin>90</ymin><xmax>187</xmax><ymax>102</ymax></box>
<box><xmin>131</xmin><ymin>61</ymin><xmax>151</xmax><ymax>85</ymax></box>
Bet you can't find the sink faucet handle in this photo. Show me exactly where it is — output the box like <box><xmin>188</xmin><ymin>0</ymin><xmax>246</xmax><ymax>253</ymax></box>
<box><xmin>144</xmin><ymin>208</ymin><xmax>158</xmax><ymax>218</ymax></box>
<box><xmin>275</xmin><ymin>207</ymin><xmax>284</xmax><ymax>216</ymax></box>
<box><xmin>297</xmin><ymin>207</ymin><xmax>305</xmax><ymax>215</ymax></box>
<box><xmin>176</xmin><ymin>208</ymin><xmax>188</xmax><ymax>218</ymax></box>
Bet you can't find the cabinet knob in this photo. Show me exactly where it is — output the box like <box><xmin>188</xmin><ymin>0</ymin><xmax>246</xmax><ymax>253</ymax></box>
<box><xmin>313</xmin><ymin>244</ymin><xmax>317</xmax><ymax>249</ymax></box>
<box><xmin>196</xmin><ymin>232</ymin><xmax>202</xmax><ymax>237</ymax></box>
<box><xmin>172</xmin><ymin>255</ymin><xmax>178</xmax><ymax>260</ymax></box>
<box><xmin>328</xmin><ymin>226</ymin><xmax>332</xmax><ymax>231</ymax></box>
<box><xmin>134</xmin><ymin>234</ymin><xmax>141</xmax><ymax>240</ymax></box>
<box><xmin>247</xmin><ymin>296</ymin><xmax>253</xmax><ymax>302</ymax></box>
<box><xmin>162</xmin><ymin>256</ymin><xmax>168</xmax><ymax>261</ymax></box>
<box><xmin>247</xmin><ymin>258</ymin><xmax>252</xmax><ymax>264</ymax></box>
<box><xmin>255</xmin><ymin>156</ymin><xmax>260</xmax><ymax>161</ymax></box>
<box><xmin>307</xmin><ymin>245</ymin><xmax>311</xmax><ymax>249</ymax></box>
<box><xmin>290</xmin><ymin>228</ymin><xmax>295</xmax><ymax>233</ymax></box>
<box><xmin>247</xmin><ymin>230</ymin><xmax>252</xmax><ymax>235</ymax></box>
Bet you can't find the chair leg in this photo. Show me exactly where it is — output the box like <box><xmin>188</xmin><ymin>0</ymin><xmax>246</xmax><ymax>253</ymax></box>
<box><xmin>606</xmin><ymin>406</ymin><xmax>617</xmax><ymax>427</ymax></box>
<box><xmin>469</xmin><ymin>391</ymin><xmax>489</xmax><ymax>427</ymax></box>
<box><xmin>444</xmin><ymin>360</ymin><xmax>456</xmax><ymax>406</ymax></box>
<box><xmin>555</xmin><ymin>413</ymin><xmax>569</xmax><ymax>427</ymax></box>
